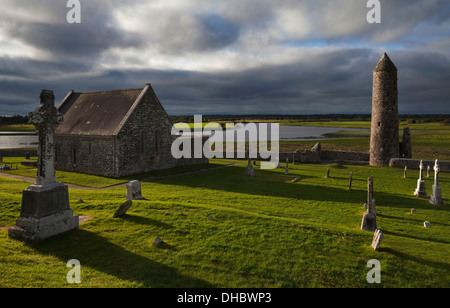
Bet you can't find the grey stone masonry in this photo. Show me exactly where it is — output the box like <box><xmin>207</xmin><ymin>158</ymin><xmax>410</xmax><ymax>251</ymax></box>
<box><xmin>390</xmin><ymin>158</ymin><xmax>450</xmax><ymax>172</ymax></box>
<box><xmin>370</xmin><ymin>53</ymin><xmax>399</xmax><ymax>166</ymax></box>
<box><xmin>9</xmin><ymin>90</ymin><xmax>79</xmax><ymax>244</ymax></box>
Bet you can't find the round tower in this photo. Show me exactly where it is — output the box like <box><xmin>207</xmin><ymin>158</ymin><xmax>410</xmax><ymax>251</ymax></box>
<box><xmin>370</xmin><ymin>52</ymin><xmax>399</xmax><ymax>166</ymax></box>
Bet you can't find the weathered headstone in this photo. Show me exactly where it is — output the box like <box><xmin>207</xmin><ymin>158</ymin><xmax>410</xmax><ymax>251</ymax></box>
<box><xmin>348</xmin><ymin>172</ymin><xmax>353</xmax><ymax>191</ymax></box>
<box><xmin>113</xmin><ymin>200</ymin><xmax>133</xmax><ymax>218</ymax></box>
<box><xmin>8</xmin><ymin>90</ymin><xmax>79</xmax><ymax>244</ymax></box>
<box><xmin>361</xmin><ymin>177</ymin><xmax>377</xmax><ymax>232</ymax></box>
<box><xmin>429</xmin><ymin>160</ymin><xmax>445</xmax><ymax>205</ymax></box>
<box><xmin>152</xmin><ymin>236</ymin><xmax>163</xmax><ymax>246</ymax></box>
<box><xmin>126</xmin><ymin>180</ymin><xmax>144</xmax><ymax>200</ymax></box>
<box><xmin>404</xmin><ymin>166</ymin><xmax>407</xmax><ymax>178</ymax></box>
<box><xmin>326</xmin><ymin>168</ymin><xmax>330</xmax><ymax>179</ymax></box>
<box><xmin>424</xmin><ymin>221</ymin><xmax>431</xmax><ymax>228</ymax></box>
<box><xmin>414</xmin><ymin>160</ymin><xmax>427</xmax><ymax>198</ymax></box>
<box><xmin>427</xmin><ymin>166</ymin><xmax>430</xmax><ymax>178</ymax></box>
<box><xmin>411</xmin><ymin>208</ymin><xmax>416</xmax><ymax>214</ymax></box>
<box><xmin>245</xmin><ymin>155</ymin><xmax>255</xmax><ymax>177</ymax></box>
<box><xmin>285</xmin><ymin>158</ymin><xmax>289</xmax><ymax>175</ymax></box>
<box><xmin>371</xmin><ymin>229</ymin><xmax>383</xmax><ymax>251</ymax></box>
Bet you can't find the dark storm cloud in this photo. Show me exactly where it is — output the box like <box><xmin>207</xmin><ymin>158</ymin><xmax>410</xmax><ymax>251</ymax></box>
<box><xmin>0</xmin><ymin>0</ymin><xmax>140</xmax><ymax>60</ymax></box>
<box><xmin>0</xmin><ymin>0</ymin><xmax>449</xmax><ymax>115</ymax></box>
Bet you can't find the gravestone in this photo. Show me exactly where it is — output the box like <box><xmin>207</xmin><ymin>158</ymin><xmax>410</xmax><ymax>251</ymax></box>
<box><xmin>414</xmin><ymin>160</ymin><xmax>427</xmax><ymax>198</ymax></box>
<box><xmin>285</xmin><ymin>158</ymin><xmax>289</xmax><ymax>175</ymax></box>
<box><xmin>326</xmin><ymin>168</ymin><xmax>330</xmax><ymax>178</ymax></box>
<box><xmin>207</xmin><ymin>215</ymin><xmax>214</xmax><ymax>221</ymax></box>
<box><xmin>152</xmin><ymin>236</ymin><xmax>163</xmax><ymax>246</ymax></box>
<box><xmin>371</xmin><ymin>229</ymin><xmax>383</xmax><ymax>251</ymax></box>
<box><xmin>361</xmin><ymin>177</ymin><xmax>377</xmax><ymax>232</ymax></box>
<box><xmin>411</xmin><ymin>208</ymin><xmax>416</xmax><ymax>214</ymax></box>
<box><xmin>126</xmin><ymin>180</ymin><xmax>145</xmax><ymax>200</ymax></box>
<box><xmin>348</xmin><ymin>172</ymin><xmax>353</xmax><ymax>191</ymax></box>
<box><xmin>8</xmin><ymin>90</ymin><xmax>79</xmax><ymax>244</ymax></box>
<box><xmin>424</xmin><ymin>221</ymin><xmax>431</xmax><ymax>228</ymax></box>
<box><xmin>429</xmin><ymin>160</ymin><xmax>445</xmax><ymax>205</ymax></box>
<box><xmin>113</xmin><ymin>200</ymin><xmax>133</xmax><ymax>218</ymax></box>
<box><xmin>404</xmin><ymin>166</ymin><xmax>407</xmax><ymax>178</ymax></box>
<box><xmin>245</xmin><ymin>155</ymin><xmax>255</xmax><ymax>177</ymax></box>
<box><xmin>427</xmin><ymin>166</ymin><xmax>430</xmax><ymax>178</ymax></box>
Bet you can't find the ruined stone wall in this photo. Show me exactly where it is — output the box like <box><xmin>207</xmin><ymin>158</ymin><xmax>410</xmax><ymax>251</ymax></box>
<box><xmin>55</xmin><ymin>135</ymin><xmax>117</xmax><ymax>177</ymax></box>
<box><xmin>321</xmin><ymin>150</ymin><xmax>370</xmax><ymax>162</ymax></box>
<box><xmin>389</xmin><ymin>158</ymin><xmax>450</xmax><ymax>173</ymax></box>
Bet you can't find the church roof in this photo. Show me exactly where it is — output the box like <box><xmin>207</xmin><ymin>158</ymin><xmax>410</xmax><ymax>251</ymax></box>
<box><xmin>56</xmin><ymin>87</ymin><xmax>145</xmax><ymax>136</ymax></box>
<box><xmin>374</xmin><ymin>52</ymin><xmax>397</xmax><ymax>72</ymax></box>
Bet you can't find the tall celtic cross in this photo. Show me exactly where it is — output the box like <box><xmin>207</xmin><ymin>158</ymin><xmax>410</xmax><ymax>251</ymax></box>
<box><xmin>28</xmin><ymin>90</ymin><xmax>63</xmax><ymax>187</ymax></box>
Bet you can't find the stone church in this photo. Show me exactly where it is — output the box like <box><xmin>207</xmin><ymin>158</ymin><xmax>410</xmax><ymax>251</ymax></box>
<box><xmin>54</xmin><ymin>83</ymin><xmax>208</xmax><ymax>177</ymax></box>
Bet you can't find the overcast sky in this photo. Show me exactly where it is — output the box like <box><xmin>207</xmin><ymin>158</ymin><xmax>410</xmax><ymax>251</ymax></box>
<box><xmin>1</xmin><ymin>0</ymin><xmax>449</xmax><ymax>115</ymax></box>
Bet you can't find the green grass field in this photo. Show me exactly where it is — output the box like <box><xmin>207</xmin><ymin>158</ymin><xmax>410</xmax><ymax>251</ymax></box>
<box><xmin>1</xmin><ymin>158</ymin><xmax>449</xmax><ymax>288</ymax></box>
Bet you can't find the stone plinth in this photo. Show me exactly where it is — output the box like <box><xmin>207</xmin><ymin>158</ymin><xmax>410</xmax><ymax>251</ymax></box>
<box><xmin>414</xmin><ymin>179</ymin><xmax>427</xmax><ymax>198</ymax></box>
<box><xmin>429</xmin><ymin>185</ymin><xmax>444</xmax><ymax>205</ymax></box>
<box><xmin>8</xmin><ymin>183</ymin><xmax>79</xmax><ymax>244</ymax></box>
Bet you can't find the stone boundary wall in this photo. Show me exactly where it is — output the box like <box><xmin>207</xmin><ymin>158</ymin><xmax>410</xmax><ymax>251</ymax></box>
<box><xmin>321</xmin><ymin>150</ymin><xmax>369</xmax><ymax>162</ymax></box>
<box><xmin>389</xmin><ymin>158</ymin><xmax>450</xmax><ymax>173</ymax></box>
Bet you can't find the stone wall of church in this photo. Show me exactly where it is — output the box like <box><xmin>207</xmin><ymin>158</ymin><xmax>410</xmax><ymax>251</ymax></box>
<box><xmin>116</xmin><ymin>86</ymin><xmax>208</xmax><ymax>177</ymax></box>
<box><xmin>55</xmin><ymin>135</ymin><xmax>117</xmax><ymax>177</ymax></box>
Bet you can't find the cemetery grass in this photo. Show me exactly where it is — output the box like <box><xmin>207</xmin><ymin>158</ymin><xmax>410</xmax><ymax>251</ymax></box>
<box><xmin>0</xmin><ymin>159</ymin><xmax>449</xmax><ymax>288</ymax></box>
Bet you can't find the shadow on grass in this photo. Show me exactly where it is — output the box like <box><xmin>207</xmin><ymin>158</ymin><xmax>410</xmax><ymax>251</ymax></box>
<box><xmin>382</xmin><ymin>229</ymin><xmax>450</xmax><ymax>245</ymax></box>
<box><xmin>146</xmin><ymin>165</ymin><xmax>445</xmax><ymax>211</ymax></box>
<box><xmin>380</xmin><ymin>247</ymin><xmax>450</xmax><ymax>270</ymax></box>
<box><xmin>378</xmin><ymin>213</ymin><xmax>450</xmax><ymax>227</ymax></box>
<box><xmin>121</xmin><ymin>214</ymin><xmax>174</xmax><ymax>230</ymax></box>
<box><xmin>34</xmin><ymin>229</ymin><xmax>213</xmax><ymax>288</ymax></box>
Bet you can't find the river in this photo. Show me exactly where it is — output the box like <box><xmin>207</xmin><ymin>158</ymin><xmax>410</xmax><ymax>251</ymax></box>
<box><xmin>0</xmin><ymin>125</ymin><xmax>369</xmax><ymax>149</ymax></box>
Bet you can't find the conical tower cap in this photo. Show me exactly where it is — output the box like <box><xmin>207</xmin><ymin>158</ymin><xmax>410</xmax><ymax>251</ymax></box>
<box><xmin>374</xmin><ymin>53</ymin><xmax>397</xmax><ymax>72</ymax></box>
